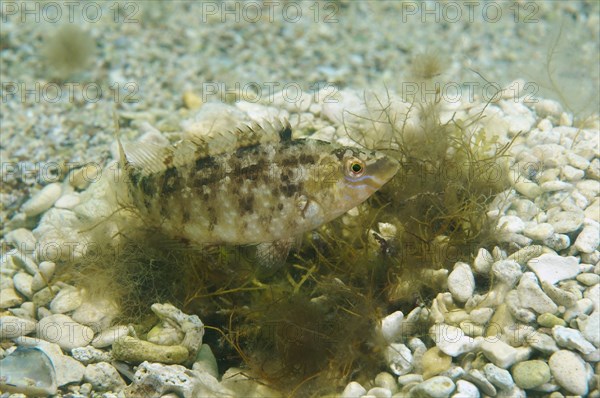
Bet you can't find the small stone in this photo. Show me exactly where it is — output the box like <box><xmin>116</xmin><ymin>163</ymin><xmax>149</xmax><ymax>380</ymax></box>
<box><xmin>498</xmin><ymin>215</ymin><xmax>525</xmax><ymax>233</ymax></box>
<box><xmin>411</xmin><ymin>376</ymin><xmax>455</xmax><ymax>398</ymax></box>
<box><xmin>527</xmin><ymin>331</ymin><xmax>559</xmax><ymax>355</ymax></box>
<box><xmin>447</xmin><ymin>263</ymin><xmax>475</xmax><ymax>303</ymax></box>
<box><xmin>463</xmin><ymin>369</ymin><xmax>496</xmax><ymax>396</ymax></box>
<box><xmin>379</xmin><ymin>310</ymin><xmax>404</xmax><ymax>343</ymax></box>
<box><xmin>511</xmin><ymin>360</ymin><xmax>551</xmax><ymax>389</ymax></box>
<box><xmin>71</xmin><ymin>346</ymin><xmax>112</xmax><ymax>365</ymax></box>
<box><xmin>548</xmin><ymin>350</ymin><xmax>589</xmax><ymax>396</ymax></box>
<box><xmin>507</xmin><ymin>245</ymin><xmax>545</xmax><ymax>266</ymax></box>
<box><xmin>366</xmin><ymin>387</ymin><xmax>392</xmax><ymax>398</ymax></box>
<box><xmin>483</xmin><ymin>363</ymin><xmax>514</xmax><ymax>390</ymax></box>
<box><xmin>585</xmin><ymin>198</ymin><xmax>600</xmax><ymax>222</ymax></box>
<box><xmin>552</xmin><ymin>325</ymin><xmax>595</xmax><ymax>354</ymax></box>
<box><xmin>421</xmin><ymin>347</ymin><xmax>452</xmax><ymax>379</ymax></box>
<box><xmin>473</xmin><ymin>248</ymin><xmax>493</xmax><ymax>274</ymax></box>
<box><xmin>523</xmin><ymin>223</ymin><xmax>554</xmax><ymax>241</ymax></box>
<box><xmin>541</xmin><ymin>180</ymin><xmax>573</xmax><ymax>192</ymax></box>
<box><xmin>398</xmin><ymin>374</ymin><xmax>423</xmax><ymax>386</ymax></box>
<box><xmin>182</xmin><ymin>91</ymin><xmax>202</xmax><ymax>110</ymax></box>
<box><xmin>527</xmin><ymin>254</ymin><xmax>580</xmax><ymax>285</ymax></box>
<box><xmin>49</xmin><ymin>286</ymin><xmax>82</xmax><ymax>314</ymax></box>
<box><xmin>430</xmin><ymin>324</ymin><xmax>482</xmax><ymax>357</ymax></box>
<box><xmin>469</xmin><ymin>308</ymin><xmax>494</xmax><ymax>325</ymax></box>
<box><xmin>491</xmin><ymin>260</ymin><xmax>522</xmax><ymax>288</ymax></box>
<box><xmin>574</xmin><ymin>224</ymin><xmax>600</xmax><ymax>253</ymax></box>
<box><xmin>577</xmin><ymin>311</ymin><xmax>600</xmax><ymax>347</ymax></box>
<box><xmin>341</xmin><ymin>381</ymin><xmax>367</xmax><ymax>398</ymax></box>
<box><xmin>586</xmin><ymin>284</ymin><xmax>600</xmax><ymax>311</ymax></box>
<box><xmin>83</xmin><ymin>362</ymin><xmax>126</xmax><ymax>392</ymax></box>
<box><xmin>91</xmin><ymin>325</ymin><xmax>129</xmax><ymax>348</ymax></box>
<box><xmin>548</xmin><ymin>210</ymin><xmax>584</xmax><ymax>233</ymax></box>
<box><xmin>72</xmin><ymin>298</ymin><xmax>119</xmax><ymax>330</ymax></box>
<box><xmin>537</xmin><ymin>313</ymin><xmax>566</xmax><ymax>327</ymax></box>
<box><xmin>36</xmin><ymin>314</ymin><xmax>94</xmax><ymax>351</ymax></box>
<box><xmin>0</xmin><ymin>316</ymin><xmax>36</xmax><ymax>338</ymax></box>
<box><xmin>112</xmin><ymin>336</ymin><xmax>188</xmax><ymax>365</ymax></box>
<box><xmin>517</xmin><ymin>273</ymin><xmax>558</xmax><ymax>314</ymax></box>
<box><xmin>192</xmin><ymin>344</ymin><xmax>218</xmax><ymax>379</ymax></box>
<box><xmin>454</xmin><ymin>380</ymin><xmax>479</xmax><ymax>398</ymax></box>
<box><xmin>21</xmin><ymin>183</ymin><xmax>62</xmax><ymax>217</ymax></box>
<box><xmin>54</xmin><ymin>193</ymin><xmax>81</xmax><ymax>209</ymax></box>
<box><xmin>577</xmin><ymin>273</ymin><xmax>600</xmax><ymax>286</ymax></box>
<box><xmin>480</xmin><ymin>339</ymin><xmax>518</xmax><ymax>368</ymax></box>
<box><xmin>542</xmin><ymin>233</ymin><xmax>571</xmax><ymax>251</ymax></box>
<box><xmin>386</xmin><ymin>343</ymin><xmax>413</xmax><ymax>376</ymax></box>
<box><xmin>0</xmin><ymin>287</ymin><xmax>23</xmax><ymax>308</ymax></box>
<box><xmin>542</xmin><ymin>282</ymin><xmax>578</xmax><ymax>308</ymax></box>
<box><xmin>32</xmin><ymin>287</ymin><xmax>55</xmax><ymax>307</ymax></box>
<box><xmin>12</xmin><ymin>273</ymin><xmax>33</xmax><ymax>299</ymax></box>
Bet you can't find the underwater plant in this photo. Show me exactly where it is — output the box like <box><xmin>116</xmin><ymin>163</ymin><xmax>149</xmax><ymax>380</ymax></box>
<box><xmin>40</xmin><ymin>24</ymin><xmax>96</xmax><ymax>80</ymax></box>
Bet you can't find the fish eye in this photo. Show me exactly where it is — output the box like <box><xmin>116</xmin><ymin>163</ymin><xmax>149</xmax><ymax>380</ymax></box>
<box><xmin>346</xmin><ymin>158</ymin><xmax>365</xmax><ymax>177</ymax></box>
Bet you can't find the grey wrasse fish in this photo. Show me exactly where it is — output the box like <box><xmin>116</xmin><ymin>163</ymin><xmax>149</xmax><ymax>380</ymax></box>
<box><xmin>116</xmin><ymin>119</ymin><xmax>399</xmax><ymax>270</ymax></box>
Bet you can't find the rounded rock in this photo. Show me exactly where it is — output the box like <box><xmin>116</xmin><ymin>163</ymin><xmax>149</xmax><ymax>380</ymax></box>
<box><xmin>548</xmin><ymin>350</ymin><xmax>588</xmax><ymax>396</ymax></box>
<box><xmin>411</xmin><ymin>376</ymin><xmax>455</xmax><ymax>398</ymax></box>
<box><xmin>0</xmin><ymin>315</ymin><xmax>36</xmax><ymax>338</ymax></box>
<box><xmin>21</xmin><ymin>183</ymin><xmax>62</xmax><ymax>217</ymax></box>
<box><xmin>111</xmin><ymin>336</ymin><xmax>188</xmax><ymax>365</ymax></box>
<box><xmin>511</xmin><ymin>360</ymin><xmax>551</xmax><ymax>389</ymax></box>
<box><xmin>37</xmin><ymin>314</ymin><xmax>94</xmax><ymax>350</ymax></box>
<box><xmin>447</xmin><ymin>262</ymin><xmax>475</xmax><ymax>303</ymax></box>
<box><xmin>421</xmin><ymin>347</ymin><xmax>452</xmax><ymax>380</ymax></box>
<box><xmin>83</xmin><ymin>362</ymin><xmax>126</xmax><ymax>392</ymax></box>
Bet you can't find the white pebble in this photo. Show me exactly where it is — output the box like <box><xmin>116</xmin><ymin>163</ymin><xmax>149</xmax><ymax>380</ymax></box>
<box><xmin>517</xmin><ymin>273</ymin><xmax>558</xmax><ymax>314</ymax></box>
<box><xmin>548</xmin><ymin>350</ymin><xmax>589</xmax><ymax>396</ymax></box>
<box><xmin>430</xmin><ymin>324</ymin><xmax>482</xmax><ymax>357</ymax></box>
<box><xmin>54</xmin><ymin>193</ymin><xmax>81</xmax><ymax>209</ymax></box>
<box><xmin>527</xmin><ymin>332</ymin><xmax>559</xmax><ymax>355</ymax></box>
<box><xmin>567</xmin><ymin>152</ymin><xmax>591</xmax><ymax>170</ymax></box>
<box><xmin>21</xmin><ymin>183</ymin><xmax>62</xmax><ymax>217</ymax></box>
<box><xmin>91</xmin><ymin>325</ymin><xmax>129</xmax><ymax>348</ymax></box>
<box><xmin>379</xmin><ymin>311</ymin><xmax>404</xmax><ymax>343</ymax></box>
<box><xmin>50</xmin><ymin>286</ymin><xmax>83</xmax><ymax>314</ymax></box>
<box><xmin>473</xmin><ymin>248</ymin><xmax>493</xmax><ymax>274</ymax></box>
<box><xmin>577</xmin><ymin>273</ymin><xmax>600</xmax><ymax>286</ymax></box>
<box><xmin>36</xmin><ymin>314</ymin><xmax>94</xmax><ymax>350</ymax></box>
<box><xmin>366</xmin><ymin>387</ymin><xmax>392</xmax><ymax>398</ymax></box>
<box><xmin>552</xmin><ymin>325</ymin><xmax>596</xmax><ymax>354</ymax></box>
<box><xmin>411</xmin><ymin>376</ymin><xmax>455</xmax><ymax>398</ymax></box>
<box><xmin>447</xmin><ymin>262</ymin><xmax>475</xmax><ymax>303</ymax></box>
<box><xmin>0</xmin><ymin>315</ymin><xmax>36</xmax><ymax>338</ymax></box>
<box><xmin>497</xmin><ymin>215</ymin><xmax>525</xmax><ymax>233</ymax></box>
<box><xmin>71</xmin><ymin>346</ymin><xmax>112</xmax><ymax>365</ymax></box>
<box><xmin>374</xmin><ymin>372</ymin><xmax>398</xmax><ymax>393</ymax></box>
<box><xmin>12</xmin><ymin>272</ymin><xmax>33</xmax><ymax>299</ymax></box>
<box><xmin>574</xmin><ymin>224</ymin><xmax>600</xmax><ymax>254</ymax></box>
<box><xmin>454</xmin><ymin>380</ymin><xmax>480</xmax><ymax>398</ymax></box>
<box><xmin>469</xmin><ymin>308</ymin><xmax>494</xmax><ymax>324</ymax></box>
<box><xmin>561</xmin><ymin>164</ymin><xmax>585</xmax><ymax>181</ymax></box>
<box><xmin>523</xmin><ymin>222</ymin><xmax>554</xmax><ymax>241</ymax></box>
<box><xmin>585</xmin><ymin>284</ymin><xmax>600</xmax><ymax>311</ymax></box>
<box><xmin>527</xmin><ymin>253</ymin><xmax>580</xmax><ymax>285</ymax></box>
<box><xmin>397</xmin><ymin>373</ymin><xmax>423</xmax><ymax>385</ymax></box>
<box><xmin>83</xmin><ymin>362</ymin><xmax>126</xmax><ymax>392</ymax></box>
<box><xmin>0</xmin><ymin>287</ymin><xmax>23</xmax><ymax>308</ymax></box>
<box><xmin>4</xmin><ymin>228</ymin><xmax>37</xmax><ymax>252</ymax></box>
<box><xmin>577</xmin><ymin>311</ymin><xmax>600</xmax><ymax>347</ymax></box>
<box><xmin>386</xmin><ymin>343</ymin><xmax>413</xmax><ymax>375</ymax></box>
<box><xmin>483</xmin><ymin>363</ymin><xmax>514</xmax><ymax>390</ymax></box>
<box><xmin>548</xmin><ymin>210</ymin><xmax>585</xmax><ymax>233</ymax></box>
<box><xmin>480</xmin><ymin>339</ymin><xmax>518</xmax><ymax>368</ymax></box>
<box><xmin>341</xmin><ymin>381</ymin><xmax>366</xmax><ymax>398</ymax></box>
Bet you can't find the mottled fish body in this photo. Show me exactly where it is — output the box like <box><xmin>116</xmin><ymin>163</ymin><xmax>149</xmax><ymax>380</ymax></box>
<box><xmin>118</xmin><ymin>120</ymin><xmax>398</xmax><ymax>248</ymax></box>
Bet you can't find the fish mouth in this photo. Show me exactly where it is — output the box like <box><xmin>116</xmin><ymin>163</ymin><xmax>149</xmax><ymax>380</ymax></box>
<box><xmin>366</xmin><ymin>155</ymin><xmax>400</xmax><ymax>189</ymax></box>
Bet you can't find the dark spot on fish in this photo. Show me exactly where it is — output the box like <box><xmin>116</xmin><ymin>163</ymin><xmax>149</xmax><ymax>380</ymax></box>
<box><xmin>143</xmin><ymin>198</ymin><xmax>151</xmax><ymax>209</ymax></box>
<box><xmin>161</xmin><ymin>167</ymin><xmax>180</xmax><ymax>195</ymax></box>
<box><xmin>279</xmin><ymin>124</ymin><xmax>292</xmax><ymax>142</ymax></box>
<box><xmin>277</xmin><ymin>203</ymin><xmax>283</xmax><ymax>211</ymax></box>
<box><xmin>129</xmin><ymin>171</ymin><xmax>140</xmax><ymax>185</ymax></box>
<box><xmin>182</xmin><ymin>210</ymin><xmax>190</xmax><ymax>222</ymax></box>
<box><xmin>280</xmin><ymin>156</ymin><xmax>299</xmax><ymax>167</ymax></box>
<box><xmin>282</xmin><ymin>183</ymin><xmax>298</xmax><ymax>197</ymax></box>
<box><xmin>140</xmin><ymin>176</ymin><xmax>156</xmax><ymax>196</ymax></box>
<box><xmin>298</xmin><ymin>153</ymin><xmax>315</xmax><ymax>164</ymax></box>
<box><xmin>239</xmin><ymin>194</ymin><xmax>254</xmax><ymax>214</ymax></box>
<box><xmin>195</xmin><ymin>155</ymin><xmax>219</xmax><ymax>172</ymax></box>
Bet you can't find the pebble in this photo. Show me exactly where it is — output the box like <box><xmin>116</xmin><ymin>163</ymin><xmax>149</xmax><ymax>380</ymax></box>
<box><xmin>574</xmin><ymin>224</ymin><xmax>600</xmax><ymax>253</ymax></box>
<box><xmin>548</xmin><ymin>350</ymin><xmax>589</xmax><ymax>396</ymax></box>
<box><xmin>0</xmin><ymin>287</ymin><xmax>24</xmax><ymax>308</ymax></box>
<box><xmin>480</xmin><ymin>339</ymin><xmax>518</xmax><ymax>368</ymax></box>
<box><xmin>36</xmin><ymin>314</ymin><xmax>94</xmax><ymax>351</ymax></box>
<box><xmin>386</xmin><ymin>343</ymin><xmax>413</xmax><ymax>375</ymax></box>
<box><xmin>542</xmin><ymin>233</ymin><xmax>571</xmax><ymax>251</ymax></box>
<box><xmin>379</xmin><ymin>310</ymin><xmax>404</xmax><ymax>343</ymax></box>
<box><xmin>498</xmin><ymin>215</ymin><xmax>525</xmax><ymax>233</ymax></box>
<box><xmin>447</xmin><ymin>263</ymin><xmax>475</xmax><ymax>303</ymax></box>
<box><xmin>468</xmin><ymin>308</ymin><xmax>494</xmax><ymax>325</ymax></box>
<box><xmin>12</xmin><ymin>272</ymin><xmax>33</xmax><ymax>299</ymax></box>
<box><xmin>552</xmin><ymin>325</ymin><xmax>596</xmax><ymax>354</ymax></box>
<box><xmin>54</xmin><ymin>193</ymin><xmax>81</xmax><ymax>209</ymax></box>
<box><xmin>586</xmin><ymin>284</ymin><xmax>600</xmax><ymax>311</ymax></box>
<box><xmin>374</xmin><ymin>372</ymin><xmax>398</xmax><ymax>393</ymax></box>
<box><xmin>112</xmin><ymin>336</ymin><xmax>188</xmax><ymax>365</ymax></box>
<box><xmin>473</xmin><ymin>248</ymin><xmax>493</xmax><ymax>274</ymax></box>
<box><xmin>567</xmin><ymin>152</ymin><xmax>591</xmax><ymax>170</ymax></box>
<box><xmin>537</xmin><ymin>312</ymin><xmax>566</xmax><ymax>327</ymax></box>
<box><xmin>420</xmin><ymin>347</ymin><xmax>452</xmax><ymax>379</ymax></box>
<box><xmin>192</xmin><ymin>344</ymin><xmax>219</xmax><ymax>379</ymax></box>
<box><xmin>397</xmin><ymin>374</ymin><xmax>423</xmax><ymax>386</ymax></box>
<box><xmin>83</xmin><ymin>362</ymin><xmax>126</xmax><ymax>392</ymax></box>
<box><xmin>561</xmin><ymin>164</ymin><xmax>585</xmax><ymax>181</ymax></box>
<box><xmin>410</xmin><ymin>376</ymin><xmax>455</xmax><ymax>398</ymax></box>
<box><xmin>0</xmin><ymin>316</ymin><xmax>36</xmax><ymax>338</ymax></box>
<box><xmin>463</xmin><ymin>369</ymin><xmax>496</xmax><ymax>396</ymax></box>
<box><xmin>4</xmin><ymin>229</ymin><xmax>37</xmax><ymax>254</ymax></box>
<box><xmin>71</xmin><ymin>345</ymin><xmax>112</xmax><ymax>365</ymax></box>
<box><xmin>523</xmin><ymin>222</ymin><xmax>554</xmax><ymax>240</ymax></box>
<box><xmin>71</xmin><ymin>298</ymin><xmax>119</xmax><ymax>330</ymax></box>
<box><xmin>483</xmin><ymin>363</ymin><xmax>514</xmax><ymax>391</ymax></box>
<box><xmin>577</xmin><ymin>272</ymin><xmax>600</xmax><ymax>286</ymax></box>
<box><xmin>542</xmin><ymin>282</ymin><xmax>578</xmax><ymax>308</ymax></box>
<box><xmin>21</xmin><ymin>183</ymin><xmax>62</xmax><ymax>217</ymax></box>
<box><xmin>31</xmin><ymin>260</ymin><xmax>56</xmax><ymax>291</ymax></box>
<box><xmin>491</xmin><ymin>259</ymin><xmax>522</xmax><ymax>288</ymax></box>
<box><xmin>366</xmin><ymin>387</ymin><xmax>392</xmax><ymax>398</ymax></box>
<box><xmin>511</xmin><ymin>360</ymin><xmax>551</xmax><ymax>389</ymax></box>
<box><xmin>49</xmin><ymin>286</ymin><xmax>83</xmax><ymax>314</ymax></box>
<box><xmin>517</xmin><ymin>273</ymin><xmax>558</xmax><ymax>314</ymax></box>
<box><xmin>91</xmin><ymin>325</ymin><xmax>129</xmax><ymax>348</ymax></box>
<box><xmin>577</xmin><ymin>311</ymin><xmax>600</xmax><ymax>347</ymax></box>
<box><xmin>527</xmin><ymin>253</ymin><xmax>580</xmax><ymax>285</ymax></box>
<box><xmin>528</xmin><ymin>332</ymin><xmax>559</xmax><ymax>355</ymax></box>
<box><xmin>548</xmin><ymin>210</ymin><xmax>584</xmax><ymax>233</ymax></box>
<box><xmin>453</xmin><ymin>380</ymin><xmax>480</xmax><ymax>398</ymax></box>
<box><xmin>32</xmin><ymin>287</ymin><xmax>54</xmax><ymax>307</ymax></box>
<box><xmin>430</xmin><ymin>324</ymin><xmax>482</xmax><ymax>357</ymax></box>
<box><xmin>585</xmin><ymin>198</ymin><xmax>600</xmax><ymax>222</ymax></box>
<box><xmin>341</xmin><ymin>381</ymin><xmax>367</xmax><ymax>398</ymax></box>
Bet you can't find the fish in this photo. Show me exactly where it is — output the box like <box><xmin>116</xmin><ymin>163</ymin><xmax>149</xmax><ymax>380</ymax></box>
<box><xmin>116</xmin><ymin>119</ymin><xmax>399</xmax><ymax>271</ymax></box>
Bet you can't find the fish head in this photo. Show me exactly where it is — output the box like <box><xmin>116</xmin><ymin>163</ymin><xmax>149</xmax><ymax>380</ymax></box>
<box><xmin>303</xmin><ymin>144</ymin><xmax>399</xmax><ymax>226</ymax></box>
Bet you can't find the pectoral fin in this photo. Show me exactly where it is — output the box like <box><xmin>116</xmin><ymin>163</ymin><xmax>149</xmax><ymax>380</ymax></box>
<box><xmin>255</xmin><ymin>237</ymin><xmax>297</xmax><ymax>278</ymax></box>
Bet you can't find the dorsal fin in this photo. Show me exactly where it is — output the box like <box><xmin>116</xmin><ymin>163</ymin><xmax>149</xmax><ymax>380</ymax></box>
<box><xmin>113</xmin><ymin>112</ymin><xmax>128</xmax><ymax>171</ymax></box>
